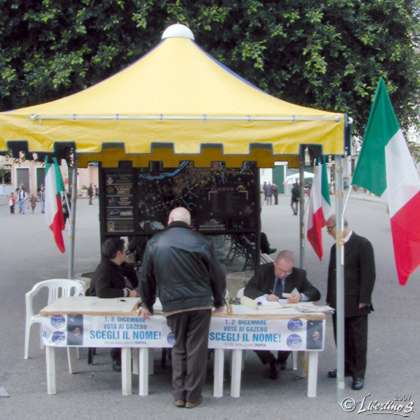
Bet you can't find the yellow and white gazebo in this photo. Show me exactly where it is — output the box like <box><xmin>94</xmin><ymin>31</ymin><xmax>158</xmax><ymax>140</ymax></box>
<box><xmin>0</xmin><ymin>24</ymin><xmax>345</xmax><ymax>168</ymax></box>
<box><xmin>0</xmin><ymin>25</ymin><xmax>350</xmax><ymax>390</ymax></box>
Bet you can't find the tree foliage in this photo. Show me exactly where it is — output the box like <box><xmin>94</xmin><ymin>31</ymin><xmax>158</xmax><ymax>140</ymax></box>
<box><xmin>0</xmin><ymin>0</ymin><xmax>418</xmax><ymax>135</ymax></box>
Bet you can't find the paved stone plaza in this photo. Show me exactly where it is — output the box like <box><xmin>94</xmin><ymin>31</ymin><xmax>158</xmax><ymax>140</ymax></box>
<box><xmin>0</xmin><ymin>194</ymin><xmax>418</xmax><ymax>420</ymax></box>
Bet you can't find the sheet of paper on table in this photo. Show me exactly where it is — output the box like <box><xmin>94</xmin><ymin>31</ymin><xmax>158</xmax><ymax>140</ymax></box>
<box><xmin>254</xmin><ymin>295</ymin><xmax>288</xmax><ymax>305</ymax></box>
<box><xmin>40</xmin><ymin>296</ymin><xmax>140</xmax><ymax>315</ymax></box>
<box><xmin>239</xmin><ymin>295</ymin><xmax>334</xmax><ymax>315</ymax></box>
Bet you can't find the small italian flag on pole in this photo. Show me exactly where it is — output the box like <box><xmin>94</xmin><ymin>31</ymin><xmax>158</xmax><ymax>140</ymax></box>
<box><xmin>307</xmin><ymin>159</ymin><xmax>331</xmax><ymax>260</ymax></box>
<box><xmin>352</xmin><ymin>78</ymin><xmax>420</xmax><ymax>285</ymax></box>
<box><xmin>45</xmin><ymin>157</ymin><xmax>66</xmax><ymax>253</ymax></box>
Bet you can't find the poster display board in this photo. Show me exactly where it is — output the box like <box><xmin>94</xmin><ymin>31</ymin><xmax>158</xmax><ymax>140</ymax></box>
<box><xmin>100</xmin><ymin>162</ymin><xmax>260</xmax><ymax>238</ymax></box>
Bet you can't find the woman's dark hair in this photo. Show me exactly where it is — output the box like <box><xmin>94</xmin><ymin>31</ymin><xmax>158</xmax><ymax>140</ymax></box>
<box><xmin>101</xmin><ymin>238</ymin><xmax>125</xmax><ymax>260</ymax></box>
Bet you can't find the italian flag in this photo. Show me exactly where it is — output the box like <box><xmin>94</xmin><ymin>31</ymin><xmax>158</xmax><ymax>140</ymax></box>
<box><xmin>45</xmin><ymin>158</ymin><xmax>66</xmax><ymax>253</ymax></box>
<box><xmin>352</xmin><ymin>78</ymin><xmax>420</xmax><ymax>285</ymax></box>
<box><xmin>307</xmin><ymin>160</ymin><xmax>331</xmax><ymax>260</ymax></box>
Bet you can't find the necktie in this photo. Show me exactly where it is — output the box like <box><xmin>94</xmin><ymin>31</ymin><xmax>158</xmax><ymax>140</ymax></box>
<box><xmin>274</xmin><ymin>277</ymin><xmax>284</xmax><ymax>298</ymax></box>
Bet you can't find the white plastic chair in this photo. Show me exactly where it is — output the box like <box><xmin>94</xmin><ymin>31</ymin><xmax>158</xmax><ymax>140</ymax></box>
<box><xmin>24</xmin><ymin>279</ymin><xmax>84</xmax><ymax>371</ymax></box>
<box><xmin>236</xmin><ymin>287</ymin><xmax>245</xmax><ymax>300</ymax></box>
<box><xmin>260</xmin><ymin>253</ymin><xmax>274</xmax><ymax>264</ymax></box>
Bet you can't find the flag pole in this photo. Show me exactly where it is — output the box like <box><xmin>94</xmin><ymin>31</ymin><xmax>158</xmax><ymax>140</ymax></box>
<box><xmin>298</xmin><ymin>161</ymin><xmax>305</xmax><ymax>268</ymax></box>
<box><xmin>342</xmin><ymin>154</ymin><xmax>353</xmax><ymax>216</ymax></box>
<box><xmin>335</xmin><ymin>154</ymin><xmax>346</xmax><ymax>395</ymax></box>
<box><xmin>67</xmin><ymin>152</ymin><xmax>77</xmax><ymax>279</ymax></box>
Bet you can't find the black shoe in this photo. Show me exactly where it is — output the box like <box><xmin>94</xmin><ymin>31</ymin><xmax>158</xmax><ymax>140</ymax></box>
<box><xmin>268</xmin><ymin>361</ymin><xmax>279</xmax><ymax>380</ymax></box>
<box><xmin>278</xmin><ymin>360</ymin><xmax>287</xmax><ymax>371</ymax></box>
<box><xmin>327</xmin><ymin>369</ymin><xmax>352</xmax><ymax>378</ymax></box>
<box><xmin>268</xmin><ymin>248</ymin><xmax>277</xmax><ymax>254</ymax></box>
<box><xmin>185</xmin><ymin>397</ymin><xmax>202</xmax><ymax>409</ymax></box>
<box><xmin>112</xmin><ymin>360</ymin><xmax>121</xmax><ymax>372</ymax></box>
<box><xmin>352</xmin><ymin>377</ymin><xmax>364</xmax><ymax>390</ymax></box>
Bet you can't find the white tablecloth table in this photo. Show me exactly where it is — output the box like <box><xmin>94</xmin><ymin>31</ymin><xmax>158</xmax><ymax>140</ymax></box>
<box><xmin>40</xmin><ymin>296</ymin><xmax>328</xmax><ymax>398</ymax></box>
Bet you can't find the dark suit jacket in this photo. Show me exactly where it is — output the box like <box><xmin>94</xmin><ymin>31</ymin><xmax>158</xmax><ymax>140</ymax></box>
<box><xmin>244</xmin><ymin>263</ymin><xmax>321</xmax><ymax>301</ymax></box>
<box><xmin>86</xmin><ymin>259</ymin><xmax>138</xmax><ymax>298</ymax></box>
<box><xmin>327</xmin><ymin>232</ymin><xmax>375</xmax><ymax>318</ymax></box>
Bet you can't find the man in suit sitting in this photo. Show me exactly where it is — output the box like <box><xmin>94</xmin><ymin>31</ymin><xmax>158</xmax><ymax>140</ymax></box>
<box><xmin>244</xmin><ymin>250</ymin><xmax>321</xmax><ymax>379</ymax></box>
<box><xmin>326</xmin><ymin>215</ymin><xmax>375</xmax><ymax>390</ymax></box>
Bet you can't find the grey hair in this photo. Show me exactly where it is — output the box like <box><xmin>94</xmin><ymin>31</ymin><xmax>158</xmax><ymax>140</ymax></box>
<box><xmin>168</xmin><ymin>207</ymin><xmax>191</xmax><ymax>225</ymax></box>
<box><xmin>275</xmin><ymin>250</ymin><xmax>295</xmax><ymax>263</ymax></box>
<box><xmin>326</xmin><ymin>214</ymin><xmax>348</xmax><ymax>227</ymax></box>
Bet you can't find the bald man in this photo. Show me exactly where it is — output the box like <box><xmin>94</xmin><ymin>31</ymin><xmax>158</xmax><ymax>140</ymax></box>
<box><xmin>139</xmin><ymin>207</ymin><xmax>226</xmax><ymax>408</ymax></box>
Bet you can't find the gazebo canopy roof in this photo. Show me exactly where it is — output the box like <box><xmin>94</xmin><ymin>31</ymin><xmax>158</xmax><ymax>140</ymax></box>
<box><xmin>0</xmin><ymin>24</ymin><xmax>345</xmax><ymax>168</ymax></box>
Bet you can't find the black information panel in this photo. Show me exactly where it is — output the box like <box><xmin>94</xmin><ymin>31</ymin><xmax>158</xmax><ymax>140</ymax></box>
<box><xmin>101</xmin><ymin>162</ymin><xmax>259</xmax><ymax>236</ymax></box>
<box><xmin>103</xmin><ymin>170</ymin><xmax>135</xmax><ymax>234</ymax></box>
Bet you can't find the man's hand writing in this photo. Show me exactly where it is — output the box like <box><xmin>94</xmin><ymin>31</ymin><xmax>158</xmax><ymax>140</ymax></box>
<box><xmin>288</xmin><ymin>293</ymin><xmax>300</xmax><ymax>304</ymax></box>
<box><xmin>138</xmin><ymin>307</ymin><xmax>151</xmax><ymax>320</ymax></box>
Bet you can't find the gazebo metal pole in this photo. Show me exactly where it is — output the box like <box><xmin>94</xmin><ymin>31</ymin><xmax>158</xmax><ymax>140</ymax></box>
<box><xmin>334</xmin><ymin>155</ymin><xmax>345</xmax><ymax>393</ymax></box>
<box><xmin>298</xmin><ymin>163</ymin><xmax>305</xmax><ymax>268</ymax></box>
<box><xmin>67</xmin><ymin>154</ymin><xmax>78</xmax><ymax>279</ymax></box>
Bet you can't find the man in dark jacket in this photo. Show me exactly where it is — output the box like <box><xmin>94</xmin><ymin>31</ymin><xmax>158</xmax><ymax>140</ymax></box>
<box><xmin>244</xmin><ymin>250</ymin><xmax>321</xmax><ymax>379</ymax></box>
<box><xmin>291</xmin><ymin>181</ymin><xmax>300</xmax><ymax>215</ymax></box>
<box><xmin>86</xmin><ymin>238</ymin><xmax>139</xmax><ymax>370</ymax></box>
<box><xmin>326</xmin><ymin>215</ymin><xmax>375</xmax><ymax>390</ymax></box>
<box><xmin>139</xmin><ymin>207</ymin><xmax>226</xmax><ymax>409</ymax></box>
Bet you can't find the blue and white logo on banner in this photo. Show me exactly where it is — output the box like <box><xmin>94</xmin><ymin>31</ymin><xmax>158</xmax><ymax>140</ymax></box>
<box><xmin>287</xmin><ymin>334</ymin><xmax>302</xmax><ymax>349</ymax></box>
<box><xmin>51</xmin><ymin>314</ymin><xmax>65</xmax><ymax>329</ymax></box>
<box><xmin>288</xmin><ymin>319</ymin><xmax>304</xmax><ymax>331</ymax></box>
<box><xmin>167</xmin><ymin>332</ymin><xmax>175</xmax><ymax>346</ymax></box>
<box><xmin>52</xmin><ymin>331</ymin><xmax>65</xmax><ymax>344</ymax></box>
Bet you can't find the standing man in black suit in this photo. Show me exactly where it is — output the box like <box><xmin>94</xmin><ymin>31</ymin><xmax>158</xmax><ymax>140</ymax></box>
<box><xmin>244</xmin><ymin>250</ymin><xmax>321</xmax><ymax>379</ymax></box>
<box><xmin>326</xmin><ymin>215</ymin><xmax>375</xmax><ymax>390</ymax></box>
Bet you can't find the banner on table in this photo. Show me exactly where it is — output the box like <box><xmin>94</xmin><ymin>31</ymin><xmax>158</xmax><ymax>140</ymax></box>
<box><xmin>41</xmin><ymin>314</ymin><xmax>325</xmax><ymax>351</ymax></box>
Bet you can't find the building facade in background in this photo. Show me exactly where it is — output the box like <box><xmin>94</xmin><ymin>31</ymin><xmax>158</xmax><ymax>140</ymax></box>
<box><xmin>5</xmin><ymin>158</ymin><xmax>98</xmax><ymax>196</ymax></box>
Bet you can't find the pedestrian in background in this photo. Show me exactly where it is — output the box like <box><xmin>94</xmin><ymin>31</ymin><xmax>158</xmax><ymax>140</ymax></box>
<box><xmin>30</xmin><ymin>194</ymin><xmax>37</xmax><ymax>213</ymax></box>
<box><xmin>290</xmin><ymin>181</ymin><xmax>300</xmax><ymax>215</ymax></box>
<box><xmin>17</xmin><ymin>186</ymin><xmax>27</xmax><ymax>214</ymax></box>
<box><xmin>8</xmin><ymin>192</ymin><xmax>16</xmax><ymax>214</ymax></box>
<box><xmin>87</xmin><ymin>184</ymin><xmax>94</xmax><ymax>205</ymax></box>
<box><xmin>38</xmin><ymin>184</ymin><xmax>45</xmax><ymax>213</ymax></box>
<box><xmin>266</xmin><ymin>182</ymin><xmax>273</xmax><ymax>205</ymax></box>
<box><xmin>262</xmin><ymin>181</ymin><xmax>269</xmax><ymax>204</ymax></box>
<box><xmin>272</xmin><ymin>183</ymin><xmax>279</xmax><ymax>205</ymax></box>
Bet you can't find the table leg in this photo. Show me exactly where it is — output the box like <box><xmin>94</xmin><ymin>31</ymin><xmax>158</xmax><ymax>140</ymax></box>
<box><xmin>121</xmin><ymin>348</ymin><xmax>132</xmax><ymax>396</ymax></box>
<box><xmin>292</xmin><ymin>351</ymin><xmax>298</xmax><ymax>370</ymax></box>
<box><xmin>307</xmin><ymin>351</ymin><xmax>319</xmax><ymax>398</ymax></box>
<box><xmin>46</xmin><ymin>346</ymin><xmax>56</xmax><ymax>395</ymax></box>
<box><xmin>67</xmin><ymin>347</ymin><xmax>78</xmax><ymax>374</ymax></box>
<box><xmin>148</xmin><ymin>349</ymin><xmax>154</xmax><ymax>375</ymax></box>
<box><xmin>139</xmin><ymin>348</ymin><xmax>149</xmax><ymax>396</ymax></box>
<box><xmin>213</xmin><ymin>349</ymin><xmax>224</xmax><ymax>398</ymax></box>
<box><xmin>132</xmin><ymin>349</ymin><xmax>139</xmax><ymax>375</ymax></box>
<box><xmin>230</xmin><ymin>349</ymin><xmax>242</xmax><ymax>398</ymax></box>
<box><xmin>297</xmin><ymin>351</ymin><xmax>307</xmax><ymax>378</ymax></box>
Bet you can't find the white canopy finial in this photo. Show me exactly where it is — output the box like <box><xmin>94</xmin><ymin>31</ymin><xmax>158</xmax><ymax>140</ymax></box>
<box><xmin>161</xmin><ymin>24</ymin><xmax>194</xmax><ymax>40</ymax></box>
